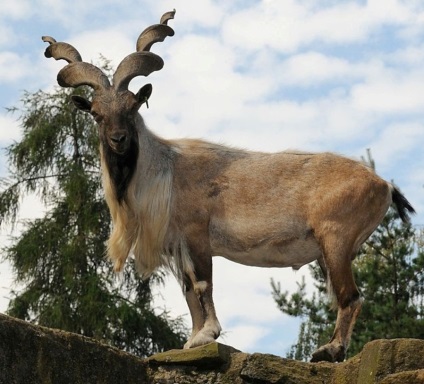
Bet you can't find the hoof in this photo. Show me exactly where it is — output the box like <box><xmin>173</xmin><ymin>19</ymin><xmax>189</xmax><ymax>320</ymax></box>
<box><xmin>184</xmin><ymin>323</ymin><xmax>221</xmax><ymax>349</ymax></box>
<box><xmin>311</xmin><ymin>344</ymin><xmax>345</xmax><ymax>363</ymax></box>
<box><xmin>183</xmin><ymin>333</ymin><xmax>215</xmax><ymax>349</ymax></box>
<box><xmin>183</xmin><ymin>338</ymin><xmax>194</xmax><ymax>349</ymax></box>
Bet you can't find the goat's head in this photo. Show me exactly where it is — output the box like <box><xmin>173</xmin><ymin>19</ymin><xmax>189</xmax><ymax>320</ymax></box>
<box><xmin>42</xmin><ymin>10</ymin><xmax>175</xmax><ymax>156</ymax></box>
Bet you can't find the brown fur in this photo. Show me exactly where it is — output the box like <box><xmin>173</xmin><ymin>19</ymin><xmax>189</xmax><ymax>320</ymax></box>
<box><xmin>114</xmin><ymin>137</ymin><xmax>411</xmax><ymax>358</ymax></box>
<box><xmin>95</xmin><ymin>123</ymin><xmax>416</xmax><ymax>360</ymax></box>
<box><xmin>44</xmin><ymin>12</ymin><xmax>415</xmax><ymax>362</ymax></box>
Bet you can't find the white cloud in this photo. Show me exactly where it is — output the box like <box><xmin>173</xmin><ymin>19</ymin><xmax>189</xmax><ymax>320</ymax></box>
<box><xmin>33</xmin><ymin>0</ymin><xmax>118</xmax><ymax>29</ymax></box>
<box><xmin>367</xmin><ymin>122</ymin><xmax>424</xmax><ymax>170</ymax></box>
<box><xmin>351</xmin><ymin>71</ymin><xmax>424</xmax><ymax>114</ymax></box>
<box><xmin>145</xmin><ymin>34</ymin><xmax>272</xmax><ymax>139</ymax></box>
<box><xmin>304</xmin><ymin>0</ymin><xmax>412</xmax><ymax>44</ymax></box>
<box><xmin>387</xmin><ymin>44</ymin><xmax>424</xmax><ymax>67</ymax></box>
<box><xmin>222</xmin><ymin>0</ymin><xmax>423</xmax><ymax>54</ymax></box>
<box><xmin>221</xmin><ymin>0</ymin><xmax>306</xmax><ymax>53</ymax></box>
<box><xmin>0</xmin><ymin>52</ymin><xmax>31</xmax><ymax>83</ymax></box>
<box><xmin>221</xmin><ymin>324</ymin><xmax>270</xmax><ymax>352</ymax></box>
<box><xmin>277</xmin><ymin>52</ymin><xmax>352</xmax><ymax>86</ymax></box>
<box><xmin>0</xmin><ymin>2</ymin><xmax>31</xmax><ymax>19</ymax></box>
<box><xmin>0</xmin><ymin>25</ymin><xmax>16</xmax><ymax>48</ymax></box>
<box><xmin>154</xmin><ymin>0</ymin><xmax>224</xmax><ymax>31</ymax></box>
<box><xmin>0</xmin><ymin>114</ymin><xmax>22</xmax><ymax>143</ymax></box>
<box><xmin>69</xmin><ymin>29</ymin><xmax>134</xmax><ymax>70</ymax></box>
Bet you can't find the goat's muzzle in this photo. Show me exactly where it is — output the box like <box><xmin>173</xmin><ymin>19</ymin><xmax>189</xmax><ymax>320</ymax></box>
<box><xmin>108</xmin><ymin>132</ymin><xmax>129</xmax><ymax>155</ymax></box>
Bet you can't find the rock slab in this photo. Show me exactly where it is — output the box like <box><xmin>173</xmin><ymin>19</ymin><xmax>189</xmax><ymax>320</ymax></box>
<box><xmin>0</xmin><ymin>313</ymin><xmax>423</xmax><ymax>384</ymax></box>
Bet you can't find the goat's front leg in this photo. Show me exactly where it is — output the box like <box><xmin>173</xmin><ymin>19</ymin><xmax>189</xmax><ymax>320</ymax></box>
<box><xmin>183</xmin><ymin>275</ymin><xmax>206</xmax><ymax>348</ymax></box>
<box><xmin>183</xmin><ymin>253</ymin><xmax>221</xmax><ymax>349</ymax></box>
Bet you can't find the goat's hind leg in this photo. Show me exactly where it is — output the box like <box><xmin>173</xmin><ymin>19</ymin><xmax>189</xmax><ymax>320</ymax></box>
<box><xmin>311</xmin><ymin>296</ymin><xmax>362</xmax><ymax>362</ymax></box>
<box><xmin>311</xmin><ymin>243</ymin><xmax>362</xmax><ymax>362</ymax></box>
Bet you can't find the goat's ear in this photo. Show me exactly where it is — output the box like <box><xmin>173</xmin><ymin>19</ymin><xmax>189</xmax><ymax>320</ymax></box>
<box><xmin>71</xmin><ymin>95</ymin><xmax>92</xmax><ymax>113</ymax></box>
<box><xmin>136</xmin><ymin>84</ymin><xmax>153</xmax><ymax>108</ymax></box>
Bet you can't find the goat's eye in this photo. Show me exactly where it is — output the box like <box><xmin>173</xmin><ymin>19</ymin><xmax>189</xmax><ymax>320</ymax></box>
<box><xmin>91</xmin><ymin>112</ymin><xmax>103</xmax><ymax>123</ymax></box>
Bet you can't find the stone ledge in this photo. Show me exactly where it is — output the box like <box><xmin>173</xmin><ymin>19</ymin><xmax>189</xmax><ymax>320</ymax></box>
<box><xmin>240</xmin><ymin>353</ymin><xmax>334</xmax><ymax>384</ymax></box>
<box><xmin>380</xmin><ymin>369</ymin><xmax>424</xmax><ymax>384</ymax></box>
<box><xmin>1</xmin><ymin>313</ymin><xmax>423</xmax><ymax>384</ymax></box>
<box><xmin>354</xmin><ymin>338</ymin><xmax>424</xmax><ymax>384</ymax></box>
<box><xmin>147</xmin><ymin>342</ymin><xmax>240</xmax><ymax>367</ymax></box>
<box><xmin>0</xmin><ymin>313</ymin><xmax>148</xmax><ymax>384</ymax></box>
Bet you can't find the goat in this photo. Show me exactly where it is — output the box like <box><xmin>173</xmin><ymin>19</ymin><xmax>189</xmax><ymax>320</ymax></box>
<box><xmin>43</xmin><ymin>10</ymin><xmax>415</xmax><ymax>362</ymax></box>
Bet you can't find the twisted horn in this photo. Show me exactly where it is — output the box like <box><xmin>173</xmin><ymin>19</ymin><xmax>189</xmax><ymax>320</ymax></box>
<box><xmin>114</xmin><ymin>10</ymin><xmax>175</xmax><ymax>91</ymax></box>
<box><xmin>136</xmin><ymin>10</ymin><xmax>175</xmax><ymax>52</ymax></box>
<box><xmin>112</xmin><ymin>52</ymin><xmax>164</xmax><ymax>92</ymax></box>
<box><xmin>43</xmin><ymin>36</ymin><xmax>110</xmax><ymax>91</ymax></box>
<box><xmin>42</xmin><ymin>36</ymin><xmax>82</xmax><ymax>63</ymax></box>
<box><xmin>160</xmin><ymin>9</ymin><xmax>176</xmax><ymax>25</ymax></box>
<box><xmin>58</xmin><ymin>62</ymin><xmax>111</xmax><ymax>90</ymax></box>
<box><xmin>136</xmin><ymin>24</ymin><xmax>175</xmax><ymax>52</ymax></box>
<box><xmin>44</xmin><ymin>10</ymin><xmax>176</xmax><ymax>94</ymax></box>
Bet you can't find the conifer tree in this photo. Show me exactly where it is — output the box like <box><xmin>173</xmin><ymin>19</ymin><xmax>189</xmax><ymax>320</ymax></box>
<box><xmin>0</xmin><ymin>79</ymin><xmax>187</xmax><ymax>356</ymax></box>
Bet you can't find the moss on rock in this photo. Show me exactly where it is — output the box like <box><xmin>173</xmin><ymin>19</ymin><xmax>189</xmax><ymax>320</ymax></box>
<box><xmin>147</xmin><ymin>342</ymin><xmax>240</xmax><ymax>368</ymax></box>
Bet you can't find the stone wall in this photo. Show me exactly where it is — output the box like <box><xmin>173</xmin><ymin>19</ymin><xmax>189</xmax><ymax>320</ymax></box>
<box><xmin>0</xmin><ymin>313</ymin><xmax>423</xmax><ymax>383</ymax></box>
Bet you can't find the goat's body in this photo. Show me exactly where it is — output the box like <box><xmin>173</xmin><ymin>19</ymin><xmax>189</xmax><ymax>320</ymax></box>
<box><xmin>45</xmin><ymin>12</ymin><xmax>415</xmax><ymax>362</ymax></box>
<box><xmin>165</xmin><ymin>140</ymin><xmax>399</xmax><ymax>360</ymax></box>
<box><xmin>100</xmin><ymin>117</ymin><xmax>402</xmax><ymax>363</ymax></box>
<box><xmin>170</xmin><ymin>140</ymin><xmax>390</xmax><ymax>270</ymax></box>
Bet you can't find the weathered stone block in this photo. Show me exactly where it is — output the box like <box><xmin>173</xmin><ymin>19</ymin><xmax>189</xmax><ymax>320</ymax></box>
<box><xmin>0</xmin><ymin>313</ymin><xmax>148</xmax><ymax>384</ymax></box>
<box><xmin>356</xmin><ymin>339</ymin><xmax>424</xmax><ymax>384</ymax></box>
<box><xmin>147</xmin><ymin>342</ymin><xmax>240</xmax><ymax>368</ymax></box>
<box><xmin>380</xmin><ymin>369</ymin><xmax>424</xmax><ymax>384</ymax></box>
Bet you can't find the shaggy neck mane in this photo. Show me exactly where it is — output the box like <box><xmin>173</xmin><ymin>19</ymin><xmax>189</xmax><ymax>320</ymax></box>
<box><xmin>100</xmin><ymin>117</ymin><xmax>190</xmax><ymax>279</ymax></box>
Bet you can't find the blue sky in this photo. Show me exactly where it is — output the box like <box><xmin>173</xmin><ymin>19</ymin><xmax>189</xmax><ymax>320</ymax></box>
<box><xmin>1</xmin><ymin>0</ymin><xmax>424</xmax><ymax>356</ymax></box>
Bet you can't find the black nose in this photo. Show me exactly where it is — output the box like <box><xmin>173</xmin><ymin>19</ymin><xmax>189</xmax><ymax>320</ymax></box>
<box><xmin>110</xmin><ymin>134</ymin><xmax>126</xmax><ymax>143</ymax></box>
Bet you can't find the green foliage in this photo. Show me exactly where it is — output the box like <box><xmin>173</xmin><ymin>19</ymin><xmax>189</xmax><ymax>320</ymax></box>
<box><xmin>0</xmin><ymin>80</ymin><xmax>187</xmax><ymax>356</ymax></box>
<box><xmin>272</xmin><ymin>206</ymin><xmax>424</xmax><ymax>362</ymax></box>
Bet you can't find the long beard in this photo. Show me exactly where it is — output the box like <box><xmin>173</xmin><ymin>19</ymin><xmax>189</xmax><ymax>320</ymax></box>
<box><xmin>103</xmin><ymin>139</ymin><xmax>139</xmax><ymax>203</ymax></box>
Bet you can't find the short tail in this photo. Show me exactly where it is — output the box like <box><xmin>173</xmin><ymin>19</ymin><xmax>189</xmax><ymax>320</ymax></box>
<box><xmin>391</xmin><ymin>186</ymin><xmax>416</xmax><ymax>223</ymax></box>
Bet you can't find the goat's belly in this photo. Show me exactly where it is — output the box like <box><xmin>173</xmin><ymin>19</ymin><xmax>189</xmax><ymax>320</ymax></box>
<box><xmin>212</xmin><ymin>237</ymin><xmax>322</xmax><ymax>269</ymax></box>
